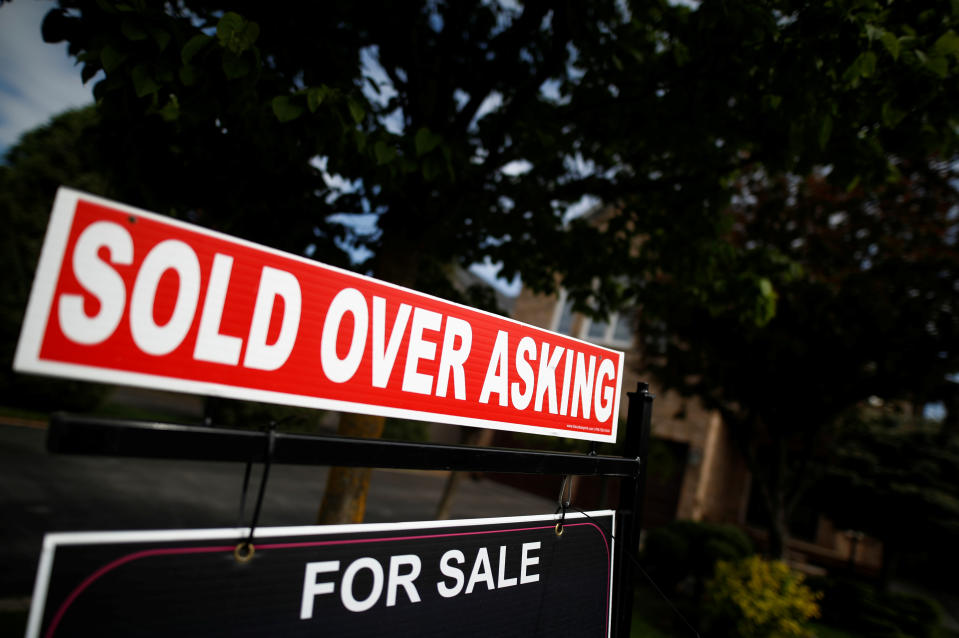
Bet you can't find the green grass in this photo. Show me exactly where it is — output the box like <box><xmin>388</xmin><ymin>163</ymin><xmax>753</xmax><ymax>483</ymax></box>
<box><xmin>0</xmin><ymin>405</ymin><xmax>48</xmax><ymax>422</ymax></box>
<box><xmin>629</xmin><ymin>581</ymin><xmax>700</xmax><ymax>637</ymax></box>
<box><xmin>627</xmin><ymin>582</ymin><xmax>859</xmax><ymax>638</ymax></box>
<box><xmin>809</xmin><ymin>622</ymin><xmax>858</xmax><ymax>638</ymax></box>
<box><xmin>631</xmin><ymin>612</ymin><xmax>678</xmax><ymax>638</ymax></box>
<box><xmin>630</xmin><ymin>617</ymin><xmax>859</xmax><ymax>638</ymax></box>
<box><xmin>0</xmin><ymin>609</ymin><xmax>28</xmax><ymax>636</ymax></box>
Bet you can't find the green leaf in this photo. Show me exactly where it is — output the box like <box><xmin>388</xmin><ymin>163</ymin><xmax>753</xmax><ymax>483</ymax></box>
<box><xmin>374</xmin><ymin>140</ymin><xmax>396</xmax><ymax>165</ymax></box>
<box><xmin>442</xmin><ymin>145</ymin><xmax>455</xmax><ymax>181</ymax></box>
<box><xmin>179</xmin><ymin>64</ymin><xmax>198</xmax><ymax>86</ymax></box>
<box><xmin>860</xmin><ymin>50</ymin><xmax>877</xmax><ymax>77</ymax></box>
<box><xmin>880</xmin><ymin>32</ymin><xmax>901</xmax><ymax>60</ymax></box>
<box><xmin>934</xmin><ymin>30</ymin><xmax>959</xmax><ymax>60</ymax></box>
<box><xmin>881</xmin><ymin>101</ymin><xmax>905</xmax><ymax>127</ymax></box>
<box><xmin>151</xmin><ymin>28</ymin><xmax>171</xmax><ymax>52</ymax></box>
<box><xmin>422</xmin><ymin>157</ymin><xmax>442</xmax><ymax>181</ymax></box>
<box><xmin>271</xmin><ymin>95</ymin><xmax>304</xmax><ymax>122</ymax></box>
<box><xmin>158</xmin><ymin>94</ymin><xmax>180</xmax><ymax>121</ymax></box>
<box><xmin>818</xmin><ymin>115</ymin><xmax>833</xmax><ymax>150</ymax></box>
<box><xmin>922</xmin><ymin>52</ymin><xmax>949</xmax><ymax>77</ymax></box>
<box><xmin>181</xmin><ymin>33</ymin><xmax>212</xmax><ymax>64</ymax></box>
<box><xmin>221</xmin><ymin>52</ymin><xmax>251</xmax><ymax>79</ymax></box>
<box><xmin>352</xmin><ymin>129</ymin><xmax>367</xmax><ymax>152</ymax></box>
<box><xmin>100</xmin><ymin>44</ymin><xmax>127</xmax><ymax>73</ymax></box>
<box><xmin>347</xmin><ymin>98</ymin><xmax>365</xmax><ymax>124</ymax></box>
<box><xmin>307</xmin><ymin>86</ymin><xmax>329</xmax><ymax>112</ymax></box>
<box><xmin>844</xmin><ymin>51</ymin><xmax>877</xmax><ymax>84</ymax></box>
<box><xmin>216</xmin><ymin>12</ymin><xmax>260</xmax><ymax>55</ymax></box>
<box><xmin>120</xmin><ymin>19</ymin><xmax>148</xmax><ymax>41</ymax></box>
<box><xmin>414</xmin><ymin>127</ymin><xmax>442</xmax><ymax>156</ymax></box>
<box><xmin>81</xmin><ymin>63</ymin><xmax>98</xmax><ymax>84</ymax></box>
<box><xmin>763</xmin><ymin>94</ymin><xmax>782</xmax><ymax>111</ymax></box>
<box><xmin>131</xmin><ymin>65</ymin><xmax>159</xmax><ymax>97</ymax></box>
<box><xmin>754</xmin><ymin>277</ymin><xmax>777</xmax><ymax>325</ymax></box>
<box><xmin>672</xmin><ymin>42</ymin><xmax>690</xmax><ymax>67</ymax></box>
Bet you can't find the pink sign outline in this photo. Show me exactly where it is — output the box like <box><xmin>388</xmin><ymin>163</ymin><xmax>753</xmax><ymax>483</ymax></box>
<box><xmin>45</xmin><ymin>522</ymin><xmax>612</xmax><ymax>638</ymax></box>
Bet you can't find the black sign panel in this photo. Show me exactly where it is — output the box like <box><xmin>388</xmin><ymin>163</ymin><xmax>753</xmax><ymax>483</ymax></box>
<box><xmin>28</xmin><ymin>512</ymin><xmax>615</xmax><ymax>637</ymax></box>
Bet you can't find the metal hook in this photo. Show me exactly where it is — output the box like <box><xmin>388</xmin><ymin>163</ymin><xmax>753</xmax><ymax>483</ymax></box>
<box><xmin>556</xmin><ymin>475</ymin><xmax>572</xmax><ymax>536</ymax></box>
<box><xmin>558</xmin><ymin>475</ymin><xmax>572</xmax><ymax>510</ymax></box>
<box><xmin>235</xmin><ymin>422</ymin><xmax>276</xmax><ymax>563</ymax></box>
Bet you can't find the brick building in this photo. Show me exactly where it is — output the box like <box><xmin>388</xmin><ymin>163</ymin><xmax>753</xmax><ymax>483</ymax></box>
<box><xmin>507</xmin><ymin>281</ymin><xmax>883</xmax><ymax>574</ymax></box>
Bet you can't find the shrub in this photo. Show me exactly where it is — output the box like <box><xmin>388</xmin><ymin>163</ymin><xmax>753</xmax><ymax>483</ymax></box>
<box><xmin>704</xmin><ymin>556</ymin><xmax>822</xmax><ymax>638</ymax></box>
<box><xmin>643</xmin><ymin>525</ymin><xmax>691</xmax><ymax>591</ymax></box>
<box><xmin>642</xmin><ymin>520</ymin><xmax>754</xmax><ymax>595</ymax></box>
<box><xmin>809</xmin><ymin>576</ymin><xmax>942</xmax><ymax>638</ymax></box>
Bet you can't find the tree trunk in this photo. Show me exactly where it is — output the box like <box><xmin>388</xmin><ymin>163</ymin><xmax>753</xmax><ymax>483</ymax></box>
<box><xmin>435</xmin><ymin>470</ymin><xmax>465</xmax><ymax>520</ymax></box>
<box><xmin>767</xmin><ymin>500</ymin><xmax>789</xmax><ymax>560</ymax></box>
<box><xmin>434</xmin><ymin>428</ymin><xmax>488</xmax><ymax>519</ymax></box>
<box><xmin>315</xmin><ymin>235</ymin><xmax>419</xmax><ymax>525</ymax></box>
<box><xmin>764</xmin><ymin>430</ymin><xmax>791</xmax><ymax>559</ymax></box>
<box><xmin>316</xmin><ymin>412</ymin><xmax>385</xmax><ymax>524</ymax></box>
<box><xmin>879</xmin><ymin>539</ymin><xmax>899</xmax><ymax>593</ymax></box>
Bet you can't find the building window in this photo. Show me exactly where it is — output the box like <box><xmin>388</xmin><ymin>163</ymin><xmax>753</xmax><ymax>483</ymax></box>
<box><xmin>586</xmin><ymin>318</ymin><xmax>608</xmax><ymax>339</ymax></box>
<box><xmin>553</xmin><ymin>291</ymin><xmax>576</xmax><ymax>335</ymax></box>
<box><xmin>581</xmin><ymin>312</ymin><xmax>634</xmax><ymax>347</ymax></box>
<box><xmin>551</xmin><ymin>289</ymin><xmax>634</xmax><ymax>347</ymax></box>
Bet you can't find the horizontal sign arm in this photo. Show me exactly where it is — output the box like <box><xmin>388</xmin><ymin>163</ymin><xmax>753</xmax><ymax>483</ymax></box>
<box><xmin>47</xmin><ymin>413</ymin><xmax>641</xmax><ymax>478</ymax></box>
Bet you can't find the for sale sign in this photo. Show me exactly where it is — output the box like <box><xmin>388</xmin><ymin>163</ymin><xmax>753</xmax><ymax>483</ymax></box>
<box><xmin>15</xmin><ymin>188</ymin><xmax>623</xmax><ymax>442</ymax></box>
<box><xmin>27</xmin><ymin>512</ymin><xmax>615</xmax><ymax>637</ymax></box>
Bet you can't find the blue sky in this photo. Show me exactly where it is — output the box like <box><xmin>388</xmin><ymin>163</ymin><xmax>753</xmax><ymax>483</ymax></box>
<box><xmin>0</xmin><ymin>1</ymin><xmax>528</xmax><ymax>295</ymax></box>
<box><xmin>0</xmin><ymin>0</ymin><xmax>94</xmax><ymax>159</ymax></box>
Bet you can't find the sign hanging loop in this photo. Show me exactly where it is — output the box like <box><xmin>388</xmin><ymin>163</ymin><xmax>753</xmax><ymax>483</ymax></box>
<box><xmin>234</xmin><ymin>422</ymin><xmax>276</xmax><ymax>563</ymax></box>
<box><xmin>555</xmin><ymin>475</ymin><xmax>572</xmax><ymax>536</ymax></box>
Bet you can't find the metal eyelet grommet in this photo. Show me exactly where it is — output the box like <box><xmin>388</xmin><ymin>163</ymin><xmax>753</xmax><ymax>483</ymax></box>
<box><xmin>555</xmin><ymin>523</ymin><xmax>564</xmax><ymax>537</ymax></box>
<box><xmin>234</xmin><ymin>542</ymin><xmax>255</xmax><ymax>563</ymax></box>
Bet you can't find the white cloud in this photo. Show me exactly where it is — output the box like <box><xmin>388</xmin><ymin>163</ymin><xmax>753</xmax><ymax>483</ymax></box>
<box><xmin>0</xmin><ymin>0</ymin><xmax>94</xmax><ymax>157</ymax></box>
<box><xmin>469</xmin><ymin>258</ymin><xmax>522</xmax><ymax>297</ymax></box>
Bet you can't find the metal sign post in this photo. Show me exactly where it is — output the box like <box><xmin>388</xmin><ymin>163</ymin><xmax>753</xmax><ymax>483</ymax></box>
<box><xmin>14</xmin><ymin>189</ymin><xmax>654</xmax><ymax>637</ymax></box>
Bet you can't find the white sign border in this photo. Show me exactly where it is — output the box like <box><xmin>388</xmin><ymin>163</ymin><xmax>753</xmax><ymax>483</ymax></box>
<box><xmin>27</xmin><ymin>510</ymin><xmax>616</xmax><ymax>638</ymax></box>
<box><xmin>14</xmin><ymin>188</ymin><xmax>624</xmax><ymax>443</ymax></box>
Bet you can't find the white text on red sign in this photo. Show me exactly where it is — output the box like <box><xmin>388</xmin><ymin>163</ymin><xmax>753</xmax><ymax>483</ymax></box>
<box><xmin>15</xmin><ymin>189</ymin><xmax>624</xmax><ymax>442</ymax></box>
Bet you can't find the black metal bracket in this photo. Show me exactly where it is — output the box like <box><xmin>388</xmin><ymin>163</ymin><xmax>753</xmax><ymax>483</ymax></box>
<box><xmin>45</xmin><ymin>382</ymin><xmax>653</xmax><ymax>638</ymax></box>
<box><xmin>47</xmin><ymin>413</ymin><xmax>641</xmax><ymax>478</ymax></box>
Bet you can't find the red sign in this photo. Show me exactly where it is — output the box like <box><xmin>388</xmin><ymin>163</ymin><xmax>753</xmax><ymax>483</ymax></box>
<box><xmin>15</xmin><ymin>188</ymin><xmax>623</xmax><ymax>442</ymax></box>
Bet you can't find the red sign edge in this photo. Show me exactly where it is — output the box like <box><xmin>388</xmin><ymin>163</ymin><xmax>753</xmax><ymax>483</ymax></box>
<box><xmin>13</xmin><ymin>187</ymin><xmax>624</xmax><ymax>444</ymax></box>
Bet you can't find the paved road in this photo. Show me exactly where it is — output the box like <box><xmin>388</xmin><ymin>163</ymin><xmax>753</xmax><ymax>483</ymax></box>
<box><xmin>0</xmin><ymin>423</ymin><xmax>552</xmax><ymax>598</ymax></box>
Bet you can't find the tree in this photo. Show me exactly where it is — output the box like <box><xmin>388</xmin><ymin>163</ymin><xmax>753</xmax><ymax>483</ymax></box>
<box><xmin>20</xmin><ymin>0</ymin><xmax>959</xmax><ymax>523</ymax></box>
<box><xmin>638</xmin><ymin>160</ymin><xmax>959</xmax><ymax>558</ymax></box>
<box><xmin>0</xmin><ymin>107</ymin><xmax>116</xmax><ymax>410</ymax></box>
<box><xmin>812</xmin><ymin>406</ymin><xmax>959</xmax><ymax>589</ymax></box>
<box><xmin>30</xmin><ymin>0</ymin><xmax>655</xmax><ymax>522</ymax></box>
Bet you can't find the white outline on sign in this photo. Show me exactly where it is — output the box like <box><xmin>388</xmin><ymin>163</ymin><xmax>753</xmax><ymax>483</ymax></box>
<box><xmin>26</xmin><ymin>511</ymin><xmax>616</xmax><ymax>638</ymax></box>
<box><xmin>14</xmin><ymin>188</ymin><xmax>624</xmax><ymax>443</ymax></box>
